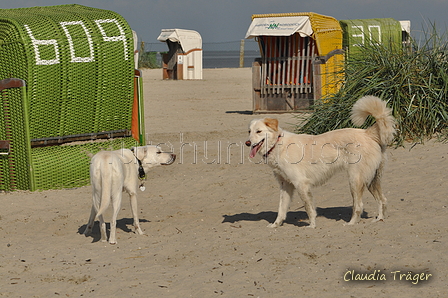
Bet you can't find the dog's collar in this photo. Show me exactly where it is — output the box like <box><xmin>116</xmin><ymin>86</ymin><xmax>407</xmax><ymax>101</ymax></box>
<box><xmin>131</xmin><ymin>148</ymin><xmax>146</xmax><ymax>180</ymax></box>
<box><xmin>263</xmin><ymin>135</ymin><xmax>282</xmax><ymax>158</ymax></box>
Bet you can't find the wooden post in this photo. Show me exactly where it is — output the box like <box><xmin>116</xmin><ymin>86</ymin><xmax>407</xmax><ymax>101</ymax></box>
<box><xmin>312</xmin><ymin>59</ymin><xmax>322</xmax><ymax>103</ymax></box>
<box><xmin>252</xmin><ymin>59</ymin><xmax>262</xmax><ymax>112</ymax></box>
<box><xmin>177</xmin><ymin>54</ymin><xmax>184</xmax><ymax>80</ymax></box>
<box><xmin>239</xmin><ymin>39</ymin><xmax>245</xmax><ymax>68</ymax></box>
<box><xmin>162</xmin><ymin>53</ymin><xmax>169</xmax><ymax>79</ymax></box>
<box><xmin>139</xmin><ymin>41</ymin><xmax>144</xmax><ymax>69</ymax></box>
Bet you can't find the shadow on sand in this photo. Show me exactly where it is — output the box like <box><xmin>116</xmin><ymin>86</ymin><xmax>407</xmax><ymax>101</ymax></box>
<box><xmin>222</xmin><ymin>206</ymin><xmax>369</xmax><ymax>227</ymax></box>
<box><xmin>78</xmin><ymin>218</ymin><xmax>150</xmax><ymax>243</ymax></box>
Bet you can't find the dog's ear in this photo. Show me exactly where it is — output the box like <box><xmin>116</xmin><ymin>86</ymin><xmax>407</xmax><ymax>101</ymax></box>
<box><xmin>264</xmin><ymin>118</ymin><xmax>278</xmax><ymax>131</ymax></box>
<box><xmin>133</xmin><ymin>146</ymin><xmax>148</xmax><ymax>160</ymax></box>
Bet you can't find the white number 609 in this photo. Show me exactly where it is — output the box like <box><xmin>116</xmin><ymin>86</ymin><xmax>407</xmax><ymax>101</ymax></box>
<box><xmin>24</xmin><ymin>18</ymin><xmax>129</xmax><ymax>66</ymax></box>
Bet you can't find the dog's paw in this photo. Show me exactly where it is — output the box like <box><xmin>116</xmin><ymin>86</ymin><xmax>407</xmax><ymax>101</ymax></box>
<box><xmin>82</xmin><ymin>226</ymin><xmax>92</xmax><ymax>236</ymax></box>
<box><xmin>267</xmin><ymin>222</ymin><xmax>280</xmax><ymax>228</ymax></box>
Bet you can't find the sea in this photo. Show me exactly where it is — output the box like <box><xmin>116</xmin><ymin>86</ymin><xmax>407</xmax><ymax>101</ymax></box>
<box><xmin>202</xmin><ymin>50</ymin><xmax>260</xmax><ymax>68</ymax></box>
<box><xmin>144</xmin><ymin>40</ymin><xmax>260</xmax><ymax>69</ymax></box>
<box><xmin>150</xmin><ymin>50</ymin><xmax>261</xmax><ymax>69</ymax></box>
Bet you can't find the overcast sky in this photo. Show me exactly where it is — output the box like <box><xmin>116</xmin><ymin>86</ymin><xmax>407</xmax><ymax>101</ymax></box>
<box><xmin>2</xmin><ymin>0</ymin><xmax>448</xmax><ymax>50</ymax></box>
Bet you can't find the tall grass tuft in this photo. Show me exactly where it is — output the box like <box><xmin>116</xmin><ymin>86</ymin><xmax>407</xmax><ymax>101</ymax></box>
<box><xmin>296</xmin><ymin>23</ymin><xmax>448</xmax><ymax>145</ymax></box>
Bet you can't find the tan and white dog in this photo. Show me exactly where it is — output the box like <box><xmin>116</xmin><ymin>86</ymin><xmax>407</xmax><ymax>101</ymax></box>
<box><xmin>83</xmin><ymin>145</ymin><xmax>175</xmax><ymax>244</ymax></box>
<box><xmin>245</xmin><ymin>96</ymin><xmax>396</xmax><ymax>228</ymax></box>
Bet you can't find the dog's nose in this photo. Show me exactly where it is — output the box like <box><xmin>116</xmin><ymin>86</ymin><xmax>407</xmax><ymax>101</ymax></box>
<box><xmin>245</xmin><ymin>140</ymin><xmax>251</xmax><ymax>147</ymax></box>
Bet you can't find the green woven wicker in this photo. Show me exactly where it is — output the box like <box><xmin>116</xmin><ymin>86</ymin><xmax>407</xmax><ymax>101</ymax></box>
<box><xmin>0</xmin><ymin>83</ymin><xmax>32</xmax><ymax>191</ymax></box>
<box><xmin>0</xmin><ymin>5</ymin><xmax>144</xmax><ymax>191</ymax></box>
<box><xmin>31</xmin><ymin>137</ymin><xmax>140</xmax><ymax>190</ymax></box>
<box><xmin>339</xmin><ymin>18</ymin><xmax>402</xmax><ymax>57</ymax></box>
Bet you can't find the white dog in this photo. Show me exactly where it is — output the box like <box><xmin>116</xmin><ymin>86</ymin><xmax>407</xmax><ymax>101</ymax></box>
<box><xmin>245</xmin><ymin>96</ymin><xmax>396</xmax><ymax>228</ymax></box>
<box><xmin>83</xmin><ymin>145</ymin><xmax>175</xmax><ymax>244</ymax></box>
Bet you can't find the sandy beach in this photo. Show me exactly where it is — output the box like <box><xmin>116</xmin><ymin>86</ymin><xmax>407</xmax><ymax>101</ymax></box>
<box><xmin>1</xmin><ymin>68</ymin><xmax>447</xmax><ymax>297</ymax></box>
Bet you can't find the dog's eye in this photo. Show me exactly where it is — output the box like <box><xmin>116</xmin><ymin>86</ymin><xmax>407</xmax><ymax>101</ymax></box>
<box><xmin>256</xmin><ymin>130</ymin><xmax>262</xmax><ymax>134</ymax></box>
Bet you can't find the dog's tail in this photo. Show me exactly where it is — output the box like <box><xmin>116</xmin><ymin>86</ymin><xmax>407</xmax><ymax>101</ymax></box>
<box><xmin>95</xmin><ymin>179</ymin><xmax>111</xmax><ymax>220</ymax></box>
<box><xmin>91</xmin><ymin>159</ymin><xmax>113</xmax><ymax>220</ymax></box>
<box><xmin>351</xmin><ymin>95</ymin><xmax>396</xmax><ymax>148</ymax></box>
